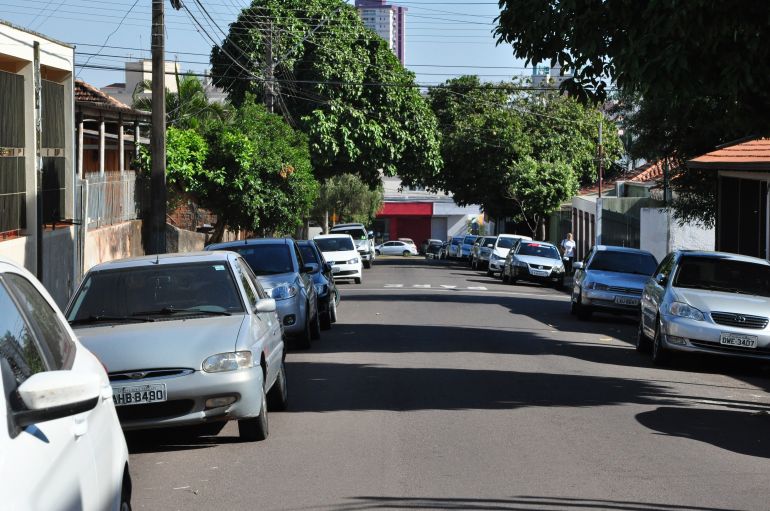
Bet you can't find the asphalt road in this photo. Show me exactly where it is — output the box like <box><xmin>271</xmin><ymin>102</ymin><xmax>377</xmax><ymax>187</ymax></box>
<box><xmin>128</xmin><ymin>257</ymin><xmax>770</xmax><ymax>511</ymax></box>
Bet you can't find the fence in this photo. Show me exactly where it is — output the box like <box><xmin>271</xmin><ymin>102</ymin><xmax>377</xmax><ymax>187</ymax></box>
<box><xmin>84</xmin><ymin>171</ymin><xmax>146</xmax><ymax>229</ymax></box>
<box><xmin>600</xmin><ymin>197</ymin><xmax>664</xmax><ymax>249</ymax></box>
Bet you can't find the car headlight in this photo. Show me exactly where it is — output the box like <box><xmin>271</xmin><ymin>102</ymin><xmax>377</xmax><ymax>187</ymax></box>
<box><xmin>669</xmin><ymin>301</ymin><xmax>705</xmax><ymax>321</ymax></box>
<box><xmin>514</xmin><ymin>260</ymin><xmax>528</xmax><ymax>268</ymax></box>
<box><xmin>269</xmin><ymin>283</ymin><xmax>298</xmax><ymax>300</ymax></box>
<box><xmin>553</xmin><ymin>265</ymin><xmax>565</xmax><ymax>273</ymax></box>
<box><xmin>347</xmin><ymin>257</ymin><xmax>359</xmax><ymax>265</ymax></box>
<box><xmin>314</xmin><ymin>283</ymin><xmax>328</xmax><ymax>296</ymax></box>
<box><xmin>202</xmin><ymin>351</ymin><xmax>253</xmax><ymax>373</ymax></box>
<box><xmin>586</xmin><ymin>282</ymin><xmax>609</xmax><ymax>290</ymax></box>
<box><xmin>491</xmin><ymin>254</ymin><xmax>502</xmax><ymax>261</ymax></box>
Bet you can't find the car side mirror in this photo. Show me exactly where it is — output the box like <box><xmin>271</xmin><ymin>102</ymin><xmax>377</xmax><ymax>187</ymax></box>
<box><xmin>655</xmin><ymin>273</ymin><xmax>668</xmax><ymax>285</ymax></box>
<box><xmin>323</xmin><ymin>262</ymin><xmax>333</xmax><ymax>273</ymax></box>
<box><xmin>301</xmin><ymin>264</ymin><xmax>315</xmax><ymax>274</ymax></box>
<box><xmin>368</xmin><ymin>231</ymin><xmax>374</xmax><ymax>238</ymax></box>
<box><xmin>255</xmin><ymin>298</ymin><xmax>277</xmax><ymax>313</ymax></box>
<box><xmin>486</xmin><ymin>244</ymin><xmax>494</xmax><ymax>248</ymax></box>
<box><xmin>573</xmin><ymin>262</ymin><xmax>584</xmax><ymax>270</ymax></box>
<box><xmin>9</xmin><ymin>369</ymin><xmax>100</xmax><ymax>437</ymax></box>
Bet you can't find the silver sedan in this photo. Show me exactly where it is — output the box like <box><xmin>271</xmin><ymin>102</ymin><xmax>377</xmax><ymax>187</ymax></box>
<box><xmin>66</xmin><ymin>251</ymin><xmax>287</xmax><ymax>441</ymax></box>
<box><xmin>639</xmin><ymin>250</ymin><xmax>770</xmax><ymax>365</ymax></box>
<box><xmin>571</xmin><ymin>246</ymin><xmax>658</xmax><ymax>320</ymax></box>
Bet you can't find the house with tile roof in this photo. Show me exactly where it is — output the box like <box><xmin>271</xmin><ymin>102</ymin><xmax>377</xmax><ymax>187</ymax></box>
<box><xmin>688</xmin><ymin>137</ymin><xmax>770</xmax><ymax>260</ymax></box>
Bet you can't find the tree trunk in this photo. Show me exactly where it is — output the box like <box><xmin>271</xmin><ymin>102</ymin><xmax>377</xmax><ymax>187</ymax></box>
<box><xmin>539</xmin><ymin>217</ymin><xmax>547</xmax><ymax>241</ymax></box>
<box><xmin>323</xmin><ymin>210</ymin><xmax>329</xmax><ymax>234</ymax></box>
<box><xmin>210</xmin><ymin>219</ymin><xmax>226</xmax><ymax>245</ymax></box>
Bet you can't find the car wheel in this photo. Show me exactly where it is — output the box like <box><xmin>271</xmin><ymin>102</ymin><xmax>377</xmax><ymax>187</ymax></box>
<box><xmin>320</xmin><ymin>302</ymin><xmax>332</xmax><ymax>330</ymax></box>
<box><xmin>363</xmin><ymin>260</ymin><xmax>371</xmax><ymax>269</ymax></box>
<box><xmin>375</xmin><ymin>249</ymin><xmax>381</xmax><ymax>256</ymax></box>
<box><xmin>636</xmin><ymin>318</ymin><xmax>651</xmax><ymax>353</ymax></box>
<box><xmin>570</xmin><ymin>293</ymin><xmax>577</xmax><ymax>315</ymax></box>
<box><xmin>486</xmin><ymin>269</ymin><xmax>493</xmax><ymax>277</ymax></box>
<box><xmin>502</xmin><ymin>269</ymin><xmax>510</xmax><ymax>283</ymax></box>
<box><xmin>554</xmin><ymin>277</ymin><xmax>565</xmax><ymax>290</ymax></box>
<box><xmin>330</xmin><ymin>292</ymin><xmax>338</xmax><ymax>323</ymax></box>
<box><xmin>651</xmin><ymin>318</ymin><xmax>670</xmax><ymax>366</ymax></box>
<box><xmin>576</xmin><ymin>293</ymin><xmax>592</xmax><ymax>320</ymax></box>
<box><xmin>267</xmin><ymin>360</ymin><xmax>289</xmax><ymax>411</ymax></box>
<box><xmin>402</xmin><ymin>250</ymin><xmax>411</xmax><ymax>257</ymax></box>
<box><xmin>310</xmin><ymin>307</ymin><xmax>321</xmax><ymax>340</ymax></box>
<box><xmin>120</xmin><ymin>467</ymin><xmax>132</xmax><ymax>511</ymax></box>
<box><xmin>354</xmin><ymin>277</ymin><xmax>362</xmax><ymax>284</ymax></box>
<box><xmin>238</xmin><ymin>384</ymin><xmax>268</xmax><ymax>441</ymax></box>
<box><xmin>296</xmin><ymin>312</ymin><xmax>312</xmax><ymax>350</ymax></box>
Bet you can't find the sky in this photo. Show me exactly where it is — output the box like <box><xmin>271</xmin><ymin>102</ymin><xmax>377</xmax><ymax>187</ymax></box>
<box><xmin>2</xmin><ymin>0</ymin><xmax>532</xmax><ymax>89</ymax></box>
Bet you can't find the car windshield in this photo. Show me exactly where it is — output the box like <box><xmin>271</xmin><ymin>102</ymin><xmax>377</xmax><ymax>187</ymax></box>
<box><xmin>316</xmin><ymin>237</ymin><xmax>355</xmax><ymax>251</ymax></box>
<box><xmin>230</xmin><ymin>244</ymin><xmax>294</xmax><ymax>276</ymax></box>
<box><xmin>588</xmin><ymin>251</ymin><xmax>658</xmax><ymax>275</ymax></box>
<box><xmin>451</xmin><ymin>238</ymin><xmax>461</xmax><ymax>246</ymax></box>
<box><xmin>67</xmin><ymin>262</ymin><xmax>244</xmax><ymax>322</ymax></box>
<box><xmin>332</xmin><ymin>228</ymin><xmax>367</xmax><ymax>240</ymax></box>
<box><xmin>496</xmin><ymin>237</ymin><xmax>518</xmax><ymax>249</ymax></box>
<box><xmin>674</xmin><ymin>256</ymin><xmax>770</xmax><ymax>297</ymax></box>
<box><xmin>518</xmin><ymin>243</ymin><xmax>561</xmax><ymax>260</ymax></box>
<box><xmin>463</xmin><ymin>236</ymin><xmax>477</xmax><ymax>245</ymax></box>
<box><xmin>299</xmin><ymin>244</ymin><xmax>319</xmax><ymax>265</ymax></box>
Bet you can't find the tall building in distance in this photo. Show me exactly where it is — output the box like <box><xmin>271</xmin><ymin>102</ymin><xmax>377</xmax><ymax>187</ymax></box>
<box><xmin>355</xmin><ymin>0</ymin><xmax>407</xmax><ymax>64</ymax></box>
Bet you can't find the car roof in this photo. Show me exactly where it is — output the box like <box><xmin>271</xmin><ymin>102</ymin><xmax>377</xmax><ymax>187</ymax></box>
<box><xmin>89</xmin><ymin>251</ymin><xmax>237</xmax><ymax>272</ymax></box>
<box><xmin>519</xmin><ymin>240</ymin><xmax>558</xmax><ymax>248</ymax></box>
<box><xmin>595</xmin><ymin>245</ymin><xmax>655</xmax><ymax>256</ymax></box>
<box><xmin>207</xmin><ymin>238</ymin><xmax>292</xmax><ymax>251</ymax></box>
<box><xmin>498</xmin><ymin>233</ymin><xmax>531</xmax><ymax>239</ymax></box>
<box><xmin>315</xmin><ymin>233</ymin><xmax>353</xmax><ymax>239</ymax></box>
<box><xmin>331</xmin><ymin>223</ymin><xmax>365</xmax><ymax>229</ymax></box>
<box><xmin>675</xmin><ymin>250</ymin><xmax>770</xmax><ymax>265</ymax></box>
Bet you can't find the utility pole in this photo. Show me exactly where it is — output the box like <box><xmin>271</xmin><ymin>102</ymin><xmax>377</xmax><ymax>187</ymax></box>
<box><xmin>597</xmin><ymin>120</ymin><xmax>604</xmax><ymax>198</ymax></box>
<box><xmin>149</xmin><ymin>0</ymin><xmax>167</xmax><ymax>254</ymax></box>
<box><xmin>264</xmin><ymin>22</ymin><xmax>275</xmax><ymax>113</ymax></box>
<box><xmin>34</xmin><ymin>41</ymin><xmax>43</xmax><ymax>280</ymax></box>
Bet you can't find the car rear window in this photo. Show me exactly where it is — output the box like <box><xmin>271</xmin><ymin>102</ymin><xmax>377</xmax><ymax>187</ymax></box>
<box><xmin>496</xmin><ymin>237</ymin><xmax>517</xmax><ymax>249</ymax></box>
<box><xmin>232</xmin><ymin>244</ymin><xmax>294</xmax><ymax>275</ymax></box>
<box><xmin>67</xmin><ymin>262</ymin><xmax>245</xmax><ymax>322</ymax></box>
<box><xmin>331</xmin><ymin>228</ymin><xmax>367</xmax><ymax>240</ymax></box>
<box><xmin>315</xmin><ymin>237</ymin><xmax>355</xmax><ymax>251</ymax></box>
<box><xmin>588</xmin><ymin>251</ymin><xmax>658</xmax><ymax>275</ymax></box>
<box><xmin>518</xmin><ymin>243</ymin><xmax>561</xmax><ymax>260</ymax></box>
<box><xmin>674</xmin><ymin>256</ymin><xmax>770</xmax><ymax>297</ymax></box>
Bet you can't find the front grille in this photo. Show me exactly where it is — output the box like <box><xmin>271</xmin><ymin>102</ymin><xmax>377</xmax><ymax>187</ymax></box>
<box><xmin>336</xmin><ymin>270</ymin><xmax>357</xmax><ymax>276</ymax></box>
<box><xmin>109</xmin><ymin>368</ymin><xmax>193</xmax><ymax>382</ymax></box>
<box><xmin>116</xmin><ymin>399</ymin><xmax>195</xmax><ymax>421</ymax></box>
<box><xmin>690</xmin><ymin>340</ymin><xmax>770</xmax><ymax>355</ymax></box>
<box><xmin>711</xmin><ymin>312</ymin><xmax>769</xmax><ymax>330</ymax></box>
<box><xmin>607</xmin><ymin>286</ymin><xmax>643</xmax><ymax>296</ymax></box>
<box><xmin>528</xmin><ymin>264</ymin><xmax>552</xmax><ymax>270</ymax></box>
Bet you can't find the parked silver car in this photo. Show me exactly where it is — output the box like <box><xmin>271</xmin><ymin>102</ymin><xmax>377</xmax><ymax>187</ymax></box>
<box><xmin>638</xmin><ymin>250</ymin><xmax>770</xmax><ymax>365</ymax></box>
<box><xmin>571</xmin><ymin>245</ymin><xmax>659</xmax><ymax>320</ymax></box>
<box><xmin>470</xmin><ymin>236</ymin><xmax>498</xmax><ymax>270</ymax></box>
<box><xmin>66</xmin><ymin>252</ymin><xmax>287</xmax><ymax>441</ymax></box>
<box><xmin>502</xmin><ymin>240</ymin><xmax>566</xmax><ymax>288</ymax></box>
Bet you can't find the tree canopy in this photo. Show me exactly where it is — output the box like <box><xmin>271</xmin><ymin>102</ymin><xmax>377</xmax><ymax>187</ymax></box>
<box><xmin>210</xmin><ymin>0</ymin><xmax>442</xmax><ymax>187</ymax></box>
<box><xmin>495</xmin><ymin>1</ymin><xmax>770</xmax><ymax>224</ymax></box>
<box><xmin>311</xmin><ymin>174</ymin><xmax>383</xmax><ymax>229</ymax></box>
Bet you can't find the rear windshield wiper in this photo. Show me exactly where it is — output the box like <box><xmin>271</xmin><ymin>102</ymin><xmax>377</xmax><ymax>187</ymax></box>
<box><xmin>132</xmin><ymin>307</ymin><xmax>232</xmax><ymax>317</ymax></box>
<box><xmin>69</xmin><ymin>315</ymin><xmax>156</xmax><ymax>325</ymax></box>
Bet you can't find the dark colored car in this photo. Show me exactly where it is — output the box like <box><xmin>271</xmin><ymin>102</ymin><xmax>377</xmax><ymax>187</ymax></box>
<box><xmin>206</xmin><ymin>238</ymin><xmax>320</xmax><ymax>348</ymax></box>
<box><xmin>298</xmin><ymin>240</ymin><xmax>339</xmax><ymax>330</ymax></box>
<box><xmin>425</xmin><ymin>240</ymin><xmax>443</xmax><ymax>259</ymax></box>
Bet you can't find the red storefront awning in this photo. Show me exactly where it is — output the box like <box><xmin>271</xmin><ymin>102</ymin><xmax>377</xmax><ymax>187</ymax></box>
<box><xmin>378</xmin><ymin>202</ymin><xmax>433</xmax><ymax>216</ymax></box>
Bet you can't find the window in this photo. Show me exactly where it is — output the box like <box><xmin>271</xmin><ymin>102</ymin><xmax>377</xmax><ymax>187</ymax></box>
<box><xmin>0</xmin><ymin>281</ymin><xmax>46</xmax><ymax>386</ymax></box>
<box><xmin>588</xmin><ymin>250</ymin><xmax>659</xmax><ymax>276</ymax></box>
<box><xmin>517</xmin><ymin>243</ymin><xmax>561</xmax><ymax>260</ymax></box>
<box><xmin>293</xmin><ymin>242</ymin><xmax>305</xmax><ymax>269</ymax></box>
<box><xmin>300</xmin><ymin>244</ymin><xmax>319</xmax><ymax>265</ymax></box>
<box><xmin>653</xmin><ymin>253</ymin><xmax>675</xmax><ymax>280</ymax></box>
<box><xmin>673</xmin><ymin>256</ymin><xmax>770</xmax><ymax>297</ymax></box>
<box><xmin>5</xmin><ymin>274</ymin><xmax>74</xmax><ymax>370</ymax></box>
<box><xmin>236</xmin><ymin>260</ymin><xmax>259</xmax><ymax>310</ymax></box>
<box><xmin>230</xmin><ymin>244</ymin><xmax>293</xmax><ymax>276</ymax></box>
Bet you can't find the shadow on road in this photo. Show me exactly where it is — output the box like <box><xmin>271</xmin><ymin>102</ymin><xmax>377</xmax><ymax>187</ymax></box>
<box><xmin>125</xmin><ymin>423</ymin><xmax>234</xmax><ymax>454</ymax></box>
<box><xmin>301</xmin><ymin>495</ymin><xmax>741</xmax><ymax>511</ymax></box>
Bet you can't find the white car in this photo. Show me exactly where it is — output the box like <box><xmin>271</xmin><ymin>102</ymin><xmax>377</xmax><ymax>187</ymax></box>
<box><xmin>314</xmin><ymin>234</ymin><xmax>363</xmax><ymax>284</ymax></box>
<box><xmin>376</xmin><ymin>240</ymin><xmax>419</xmax><ymax>257</ymax></box>
<box><xmin>487</xmin><ymin>234</ymin><xmax>533</xmax><ymax>276</ymax></box>
<box><xmin>0</xmin><ymin>258</ymin><xmax>131</xmax><ymax>510</ymax></box>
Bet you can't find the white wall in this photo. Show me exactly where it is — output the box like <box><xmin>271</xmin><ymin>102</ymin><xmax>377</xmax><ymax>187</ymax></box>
<box><xmin>430</xmin><ymin>217</ymin><xmax>448</xmax><ymax>240</ymax></box>
<box><xmin>640</xmin><ymin>208</ymin><xmax>715</xmax><ymax>261</ymax></box>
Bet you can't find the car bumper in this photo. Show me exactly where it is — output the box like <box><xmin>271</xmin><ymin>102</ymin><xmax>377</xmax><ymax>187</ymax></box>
<box><xmin>582</xmin><ymin>289</ymin><xmax>641</xmax><ymax>314</ymax></box>
<box><xmin>114</xmin><ymin>366</ymin><xmax>265</xmax><ymax>431</ymax></box>
<box><xmin>333</xmin><ymin>263</ymin><xmax>362</xmax><ymax>280</ymax></box>
<box><xmin>488</xmin><ymin>259</ymin><xmax>505</xmax><ymax>272</ymax></box>
<box><xmin>358</xmin><ymin>250</ymin><xmax>373</xmax><ymax>261</ymax></box>
<box><xmin>660</xmin><ymin>314</ymin><xmax>770</xmax><ymax>360</ymax></box>
<box><xmin>275</xmin><ymin>294</ymin><xmax>307</xmax><ymax>336</ymax></box>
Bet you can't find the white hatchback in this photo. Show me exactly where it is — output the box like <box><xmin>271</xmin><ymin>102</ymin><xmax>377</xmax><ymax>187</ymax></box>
<box><xmin>0</xmin><ymin>258</ymin><xmax>130</xmax><ymax>510</ymax></box>
<box><xmin>314</xmin><ymin>234</ymin><xmax>363</xmax><ymax>284</ymax></box>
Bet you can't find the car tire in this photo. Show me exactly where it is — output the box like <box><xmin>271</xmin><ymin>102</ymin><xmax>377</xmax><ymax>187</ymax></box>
<box><xmin>570</xmin><ymin>294</ymin><xmax>577</xmax><ymax>315</ymax></box>
<box><xmin>330</xmin><ymin>292</ymin><xmax>338</xmax><ymax>323</ymax></box>
<box><xmin>296</xmin><ymin>312</ymin><xmax>312</xmax><ymax>350</ymax></box>
<box><xmin>363</xmin><ymin>260</ymin><xmax>371</xmax><ymax>269</ymax></box>
<box><xmin>486</xmin><ymin>269</ymin><xmax>493</xmax><ymax>277</ymax></box>
<box><xmin>267</xmin><ymin>360</ymin><xmax>289</xmax><ymax>411</ymax></box>
<box><xmin>320</xmin><ymin>302</ymin><xmax>332</xmax><ymax>330</ymax></box>
<box><xmin>636</xmin><ymin>318</ymin><xmax>652</xmax><ymax>353</ymax></box>
<box><xmin>402</xmin><ymin>250</ymin><xmax>411</xmax><ymax>257</ymax></box>
<box><xmin>238</xmin><ymin>384</ymin><xmax>268</xmax><ymax>441</ymax></box>
<box><xmin>576</xmin><ymin>293</ymin><xmax>592</xmax><ymax>320</ymax></box>
<box><xmin>554</xmin><ymin>277</ymin><xmax>565</xmax><ymax>290</ymax></box>
<box><xmin>375</xmin><ymin>249</ymin><xmax>381</xmax><ymax>256</ymax></box>
<box><xmin>651</xmin><ymin>318</ymin><xmax>670</xmax><ymax>366</ymax></box>
<box><xmin>310</xmin><ymin>307</ymin><xmax>321</xmax><ymax>340</ymax></box>
<box><xmin>120</xmin><ymin>467</ymin><xmax>132</xmax><ymax>511</ymax></box>
<box><xmin>502</xmin><ymin>270</ymin><xmax>510</xmax><ymax>284</ymax></box>
<box><xmin>354</xmin><ymin>277</ymin><xmax>362</xmax><ymax>284</ymax></box>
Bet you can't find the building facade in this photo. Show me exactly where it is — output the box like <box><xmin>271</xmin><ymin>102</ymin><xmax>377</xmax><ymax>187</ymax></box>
<box><xmin>355</xmin><ymin>0</ymin><xmax>406</xmax><ymax>64</ymax></box>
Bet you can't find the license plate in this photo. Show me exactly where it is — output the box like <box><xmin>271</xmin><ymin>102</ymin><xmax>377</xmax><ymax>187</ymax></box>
<box><xmin>112</xmin><ymin>383</ymin><xmax>167</xmax><ymax>407</ymax></box>
<box><xmin>530</xmin><ymin>269</ymin><xmax>550</xmax><ymax>277</ymax></box>
<box><xmin>614</xmin><ymin>296</ymin><xmax>640</xmax><ymax>306</ymax></box>
<box><xmin>720</xmin><ymin>332</ymin><xmax>758</xmax><ymax>348</ymax></box>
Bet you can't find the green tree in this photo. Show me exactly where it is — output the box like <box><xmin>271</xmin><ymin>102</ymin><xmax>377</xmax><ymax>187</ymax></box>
<box><xmin>494</xmin><ymin>1</ymin><xmax>770</xmax><ymax>224</ymax></box>
<box><xmin>133</xmin><ymin>73</ymin><xmax>232</xmax><ymax>130</ymax></box>
<box><xmin>311</xmin><ymin>174</ymin><xmax>384</xmax><ymax>231</ymax></box>
<box><xmin>210</xmin><ymin>0</ymin><xmax>442</xmax><ymax>187</ymax></box>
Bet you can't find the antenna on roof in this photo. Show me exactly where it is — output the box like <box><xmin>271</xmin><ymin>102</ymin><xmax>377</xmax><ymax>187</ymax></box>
<box><xmin>153</xmin><ymin>252</ymin><xmax>159</xmax><ymax>265</ymax></box>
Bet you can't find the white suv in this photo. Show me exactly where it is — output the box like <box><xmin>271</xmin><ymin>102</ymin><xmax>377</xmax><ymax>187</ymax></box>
<box><xmin>330</xmin><ymin>223</ymin><xmax>376</xmax><ymax>268</ymax></box>
<box><xmin>487</xmin><ymin>234</ymin><xmax>532</xmax><ymax>276</ymax></box>
<box><xmin>314</xmin><ymin>234</ymin><xmax>364</xmax><ymax>284</ymax></box>
<box><xmin>0</xmin><ymin>258</ymin><xmax>130</xmax><ymax>510</ymax></box>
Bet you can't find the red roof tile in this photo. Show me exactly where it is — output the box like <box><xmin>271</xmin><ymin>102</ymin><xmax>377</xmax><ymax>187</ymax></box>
<box><xmin>75</xmin><ymin>80</ymin><xmax>147</xmax><ymax>116</ymax></box>
<box><xmin>688</xmin><ymin>138</ymin><xmax>770</xmax><ymax>170</ymax></box>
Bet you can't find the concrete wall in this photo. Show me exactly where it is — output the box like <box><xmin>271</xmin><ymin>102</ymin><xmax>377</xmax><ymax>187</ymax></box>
<box><xmin>43</xmin><ymin>227</ymin><xmax>75</xmax><ymax>308</ymax></box>
<box><xmin>166</xmin><ymin>224</ymin><xmax>205</xmax><ymax>253</ymax></box>
<box><xmin>640</xmin><ymin>208</ymin><xmax>715</xmax><ymax>262</ymax></box>
<box><xmin>83</xmin><ymin>219</ymin><xmax>144</xmax><ymax>272</ymax></box>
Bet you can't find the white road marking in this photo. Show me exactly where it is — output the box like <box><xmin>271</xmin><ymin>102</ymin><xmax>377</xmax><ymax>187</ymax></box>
<box><xmin>384</xmin><ymin>284</ymin><xmax>403</xmax><ymax>288</ymax></box>
<box><xmin>467</xmin><ymin>286</ymin><xmax>488</xmax><ymax>291</ymax></box>
<box><xmin>440</xmin><ymin>285</ymin><xmax>457</xmax><ymax>289</ymax></box>
<box><xmin>413</xmin><ymin>284</ymin><xmax>431</xmax><ymax>288</ymax></box>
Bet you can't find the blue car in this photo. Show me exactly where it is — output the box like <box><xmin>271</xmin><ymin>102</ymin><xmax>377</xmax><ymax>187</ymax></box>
<box><xmin>298</xmin><ymin>239</ymin><xmax>339</xmax><ymax>330</ymax></box>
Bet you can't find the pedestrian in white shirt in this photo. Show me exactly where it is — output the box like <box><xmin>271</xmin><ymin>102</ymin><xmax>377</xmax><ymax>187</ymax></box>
<box><xmin>560</xmin><ymin>233</ymin><xmax>576</xmax><ymax>275</ymax></box>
